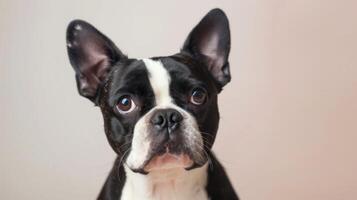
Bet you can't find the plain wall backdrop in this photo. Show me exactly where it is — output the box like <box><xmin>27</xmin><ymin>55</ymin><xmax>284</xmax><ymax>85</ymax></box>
<box><xmin>1</xmin><ymin>0</ymin><xmax>357</xmax><ymax>199</ymax></box>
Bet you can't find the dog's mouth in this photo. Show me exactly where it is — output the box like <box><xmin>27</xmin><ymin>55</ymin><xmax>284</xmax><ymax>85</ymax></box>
<box><xmin>129</xmin><ymin>144</ymin><xmax>199</xmax><ymax>174</ymax></box>
<box><xmin>144</xmin><ymin>150</ymin><xmax>193</xmax><ymax>172</ymax></box>
<box><xmin>126</xmin><ymin>129</ymin><xmax>209</xmax><ymax>174</ymax></box>
<box><xmin>145</xmin><ymin>143</ymin><xmax>195</xmax><ymax>170</ymax></box>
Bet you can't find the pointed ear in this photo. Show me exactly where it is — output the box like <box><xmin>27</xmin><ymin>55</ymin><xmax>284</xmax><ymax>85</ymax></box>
<box><xmin>182</xmin><ymin>8</ymin><xmax>231</xmax><ymax>87</ymax></box>
<box><xmin>66</xmin><ymin>20</ymin><xmax>126</xmax><ymax>104</ymax></box>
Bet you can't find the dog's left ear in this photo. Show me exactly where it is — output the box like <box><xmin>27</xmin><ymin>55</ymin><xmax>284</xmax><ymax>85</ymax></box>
<box><xmin>182</xmin><ymin>8</ymin><xmax>231</xmax><ymax>88</ymax></box>
<box><xmin>66</xmin><ymin>20</ymin><xmax>126</xmax><ymax>104</ymax></box>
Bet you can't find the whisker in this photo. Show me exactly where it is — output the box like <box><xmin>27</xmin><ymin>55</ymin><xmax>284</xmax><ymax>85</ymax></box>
<box><xmin>200</xmin><ymin>132</ymin><xmax>215</xmax><ymax>139</ymax></box>
<box><xmin>193</xmin><ymin>141</ymin><xmax>214</xmax><ymax>170</ymax></box>
<box><xmin>116</xmin><ymin>148</ymin><xmax>131</xmax><ymax>182</ymax></box>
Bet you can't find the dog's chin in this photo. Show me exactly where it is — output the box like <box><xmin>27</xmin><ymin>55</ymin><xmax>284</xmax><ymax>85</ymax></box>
<box><xmin>127</xmin><ymin>152</ymin><xmax>207</xmax><ymax>174</ymax></box>
<box><xmin>143</xmin><ymin>153</ymin><xmax>194</xmax><ymax>172</ymax></box>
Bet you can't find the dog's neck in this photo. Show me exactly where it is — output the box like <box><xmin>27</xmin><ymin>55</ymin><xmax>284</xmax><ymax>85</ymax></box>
<box><xmin>121</xmin><ymin>164</ymin><xmax>209</xmax><ymax>200</ymax></box>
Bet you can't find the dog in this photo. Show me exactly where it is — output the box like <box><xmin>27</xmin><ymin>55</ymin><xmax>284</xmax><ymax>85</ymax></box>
<box><xmin>66</xmin><ymin>8</ymin><xmax>238</xmax><ymax>200</ymax></box>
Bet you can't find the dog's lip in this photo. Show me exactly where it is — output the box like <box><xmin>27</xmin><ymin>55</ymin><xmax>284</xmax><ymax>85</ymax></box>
<box><xmin>128</xmin><ymin>146</ymin><xmax>208</xmax><ymax>174</ymax></box>
<box><xmin>128</xmin><ymin>150</ymin><xmax>207</xmax><ymax>174</ymax></box>
<box><xmin>143</xmin><ymin>152</ymin><xmax>193</xmax><ymax>172</ymax></box>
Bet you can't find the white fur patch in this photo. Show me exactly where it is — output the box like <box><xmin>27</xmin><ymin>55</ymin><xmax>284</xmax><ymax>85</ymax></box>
<box><xmin>121</xmin><ymin>164</ymin><xmax>209</xmax><ymax>200</ymax></box>
<box><xmin>142</xmin><ymin>58</ymin><xmax>172</xmax><ymax>106</ymax></box>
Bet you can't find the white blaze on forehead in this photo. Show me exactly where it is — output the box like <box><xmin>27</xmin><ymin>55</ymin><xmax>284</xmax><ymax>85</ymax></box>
<box><xmin>142</xmin><ymin>58</ymin><xmax>172</xmax><ymax>106</ymax></box>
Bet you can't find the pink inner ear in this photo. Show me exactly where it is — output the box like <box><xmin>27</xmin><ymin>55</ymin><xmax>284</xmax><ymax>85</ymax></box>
<box><xmin>198</xmin><ymin>32</ymin><xmax>225</xmax><ymax>70</ymax></box>
<box><xmin>77</xmin><ymin>38</ymin><xmax>110</xmax><ymax>97</ymax></box>
<box><xmin>80</xmin><ymin>57</ymin><xmax>109</xmax><ymax>94</ymax></box>
<box><xmin>80</xmin><ymin>37</ymin><xmax>111</xmax><ymax>77</ymax></box>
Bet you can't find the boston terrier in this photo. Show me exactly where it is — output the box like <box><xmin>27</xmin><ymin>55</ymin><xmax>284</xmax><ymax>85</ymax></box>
<box><xmin>66</xmin><ymin>8</ymin><xmax>239</xmax><ymax>200</ymax></box>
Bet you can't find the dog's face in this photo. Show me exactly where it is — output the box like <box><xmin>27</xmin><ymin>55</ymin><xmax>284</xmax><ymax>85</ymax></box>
<box><xmin>66</xmin><ymin>9</ymin><xmax>230</xmax><ymax>173</ymax></box>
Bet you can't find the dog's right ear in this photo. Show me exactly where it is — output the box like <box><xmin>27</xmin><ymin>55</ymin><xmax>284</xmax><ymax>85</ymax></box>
<box><xmin>66</xmin><ymin>20</ymin><xmax>126</xmax><ymax>104</ymax></box>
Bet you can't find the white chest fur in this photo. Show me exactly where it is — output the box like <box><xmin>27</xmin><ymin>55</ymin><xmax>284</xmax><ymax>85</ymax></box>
<box><xmin>121</xmin><ymin>164</ymin><xmax>209</xmax><ymax>200</ymax></box>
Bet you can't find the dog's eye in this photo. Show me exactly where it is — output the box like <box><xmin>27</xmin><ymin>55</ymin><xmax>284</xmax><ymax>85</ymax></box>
<box><xmin>116</xmin><ymin>95</ymin><xmax>136</xmax><ymax>114</ymax></box>
<box><xmin>190</xmin><ymin>88</ymin><xmax>207</xmax><ymax>105</ymax></box>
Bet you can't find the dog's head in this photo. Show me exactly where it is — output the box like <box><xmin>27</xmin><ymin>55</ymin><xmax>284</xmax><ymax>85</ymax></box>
<box><xmin>66</xmin><ymin>9</ymin><xmax>231</xmax><ymax>174</ymax></box>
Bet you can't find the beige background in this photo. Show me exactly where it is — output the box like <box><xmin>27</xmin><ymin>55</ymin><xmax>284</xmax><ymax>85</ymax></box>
<box><xmin>1</xmin><ymin>0</ymin><xmax>357</xmax><ymax>199</ymax></box>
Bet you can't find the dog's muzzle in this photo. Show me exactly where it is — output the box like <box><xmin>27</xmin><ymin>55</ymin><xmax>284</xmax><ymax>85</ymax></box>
<box><xmin>126</xmin><ymin>106</ymin><xmax>206</xmax><ymax>173</ymax></box>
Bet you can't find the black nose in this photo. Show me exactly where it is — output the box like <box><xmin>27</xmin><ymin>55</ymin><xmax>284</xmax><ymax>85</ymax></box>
<box><xmin>151</xmin><ymin>109</ymin><xmax>183</xmax><ymax>133</ymax></box>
